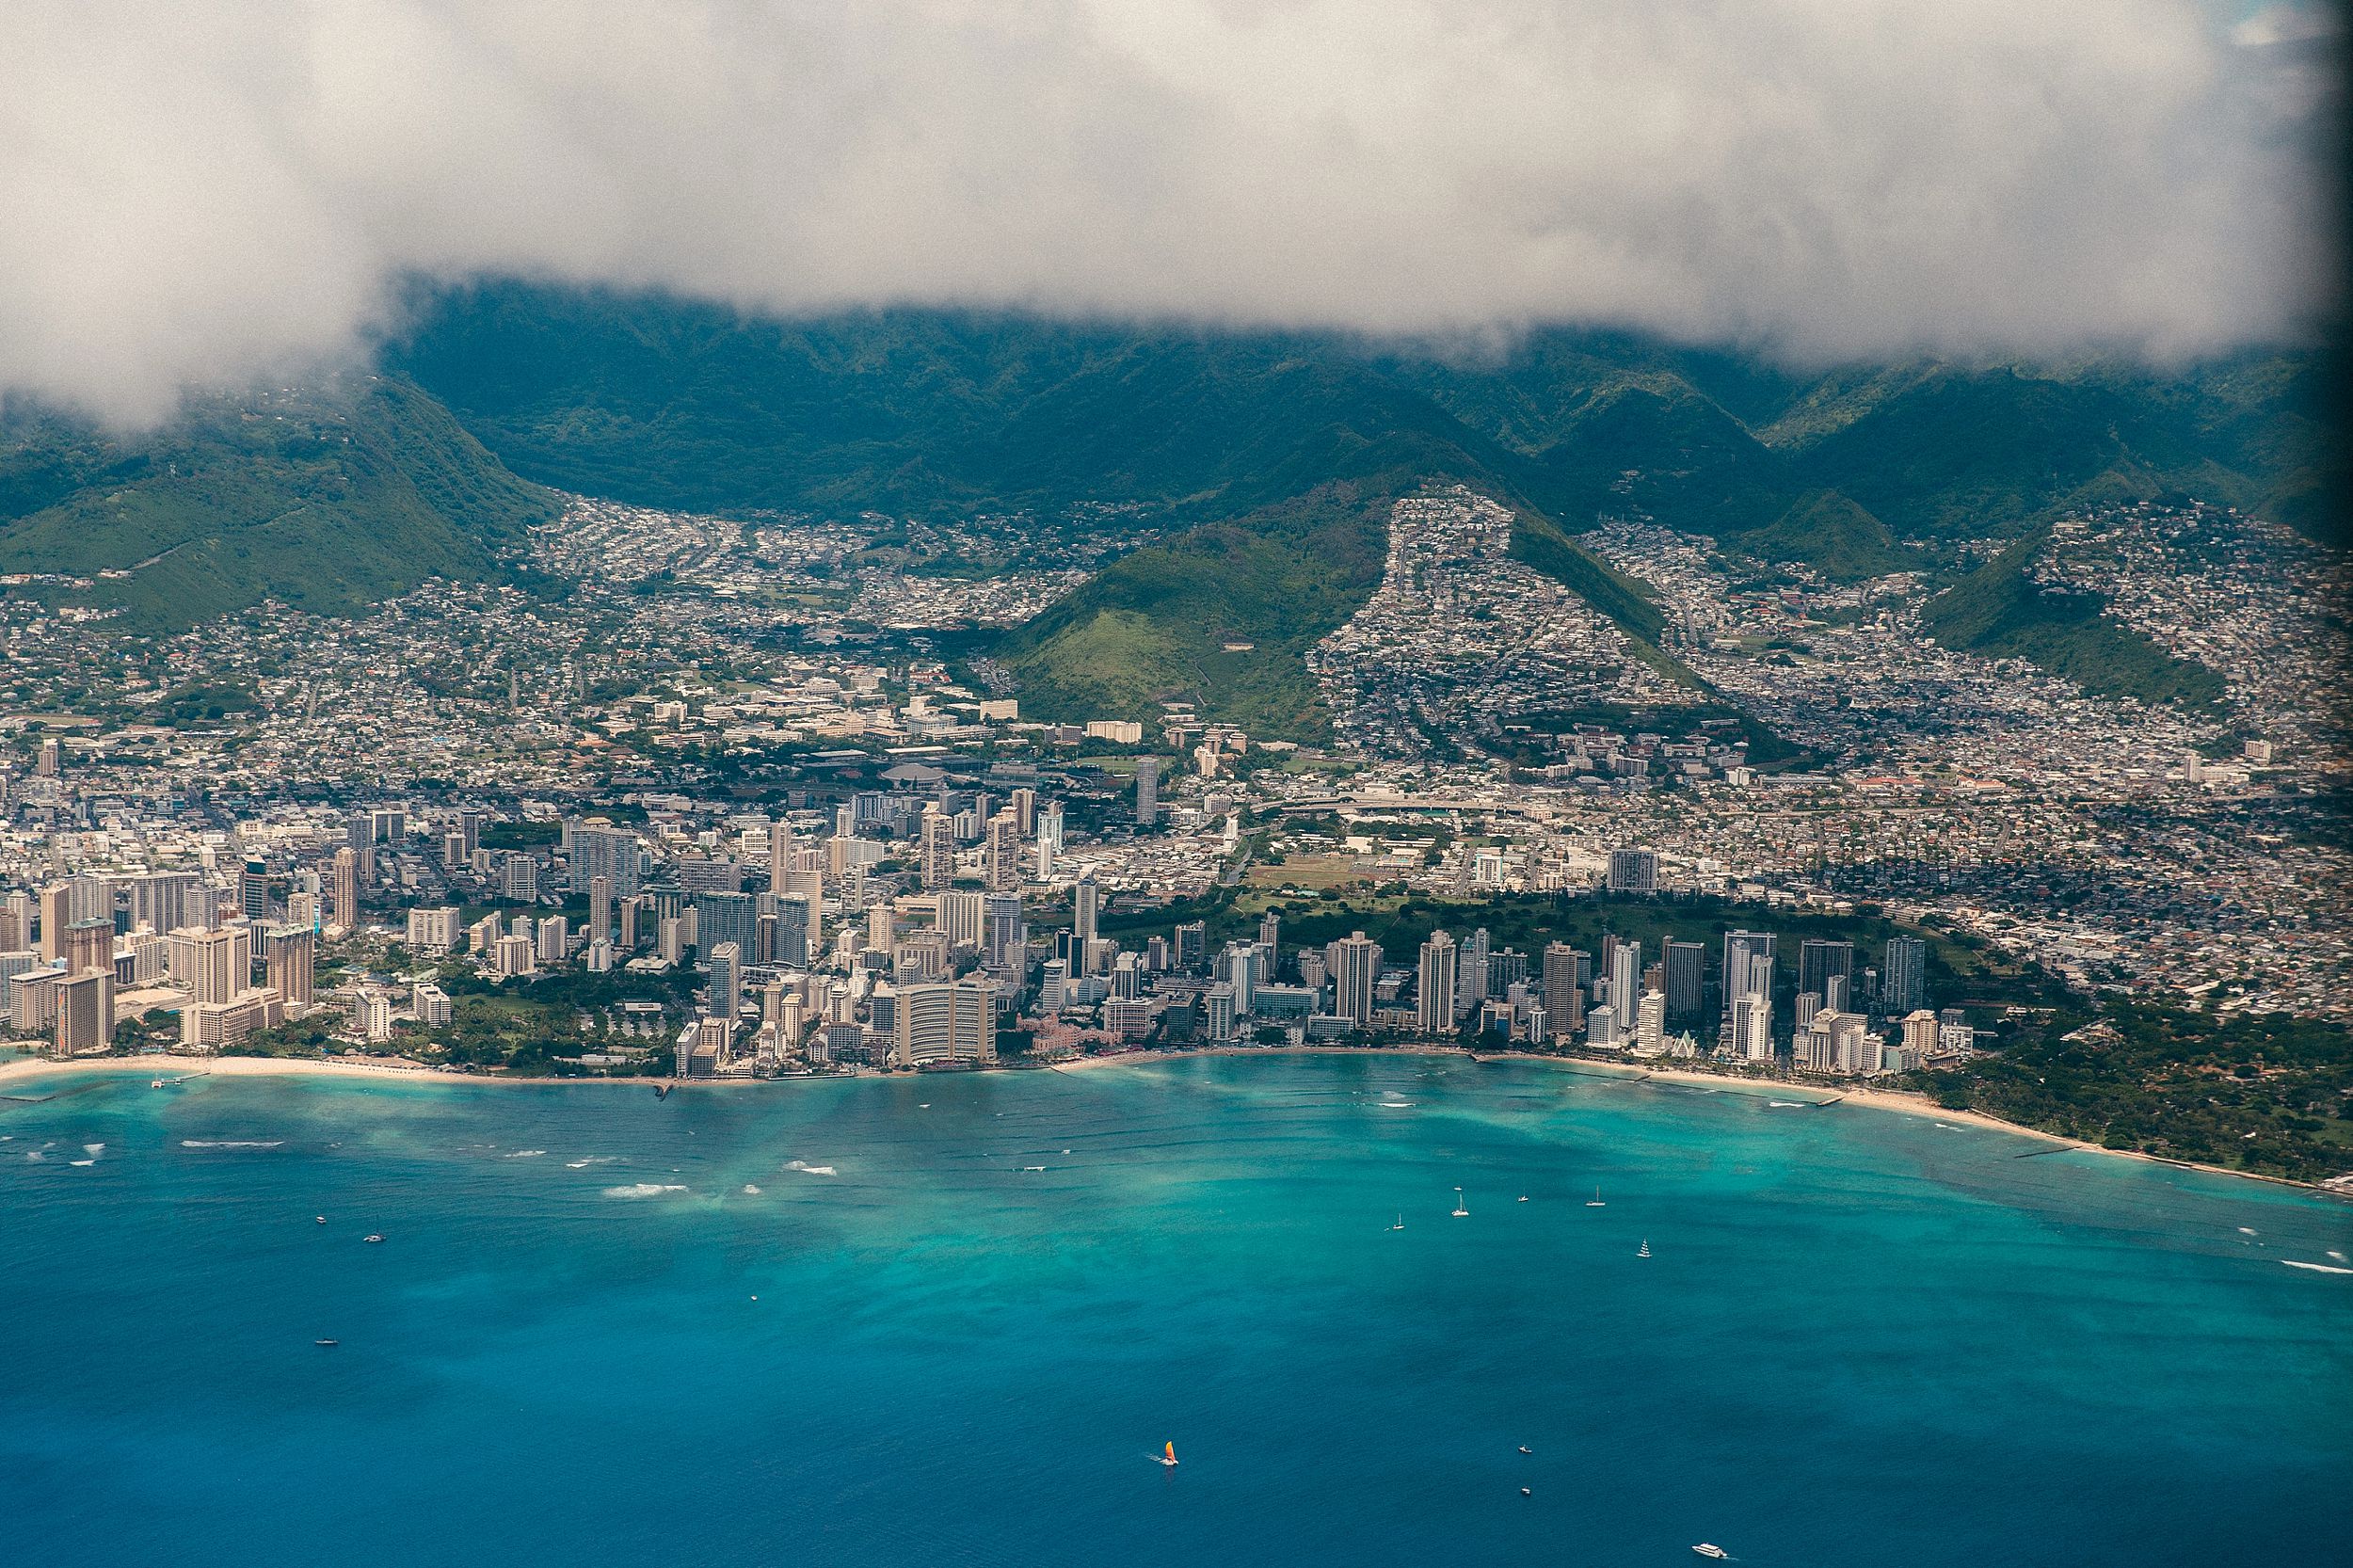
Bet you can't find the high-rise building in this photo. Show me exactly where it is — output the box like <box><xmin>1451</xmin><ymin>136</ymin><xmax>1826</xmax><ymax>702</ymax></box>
<box><xmin>177</xmin><ymin>925</ymin><xmax>252</xmax><ymax>1005</ymax></box>
<box><xmin>1224</xmin><ymin>940</ymin><xmax>1257</xmax><ymax>1016</ymax></box>
<box><xmin>63</xmin><ymin>919</ymin><xmax>112</xmax><ymax>981</ymax></box>
<box><xmin>1541</xmin><ymin>942</ymin><xmax>1585</xmax><ymax>1040</ymax></box>
<box><xmin>1606</xmin><ymin>847</ymin><xmax>1658</xmax><ymax>893</ymax></box>
<box><xmin>1456</xmin><ymin>927</ymin><xmax>1490</xmax><ymax>1016</ymax></box>
<box><xmin>586</xmin><ymin>875</ymin><xmax>615</xmax><ymax>949</ymax></box>
<box><xmin>920</xmin><ymin>807</ymin><xmax>956</xmax><ymax>890</ymax></box>
<box><xmin>692</xmin><ymin>891</ymin><xmax>757</xmax><ymax>963</ymax></box>
<box><xmin>1663</xmin><ymin>939</ymin><xmax>1705</xmax><ymax>1020</ymax></box>
<box><xmin>1417</xmin><ymin>931</ymin><xmax>1458</xmax><ymax>1036</ymax></box>
<box><xmin>984</xmin><ymin>808</ymin><xmax>1023</xmax><ymax>892</ymax></box>
<box><xmin>893</xmin><ymin>981</ymin><xmax>995</xmax><ymax>1066</ymax></box>
<box><xmin>1135</xmin><ymin>757</ymin><xmax>1159</xmax><ymax>824</ymax></box>
<box><xmin>1635</xmin><ymin>988</ymin><xmax>1666</xmax><ymax>1052</ymax></box>
<box><xmin>767</xmin><ymin>817</ymin><xmax>794</xmax><ymax>896</ymax></box>
<box><xmin>406</xmin><ymin>905</ymin><xmax>461</xmax><ymax>953</ymax></box>
<box><xmin>982</xmin><ymin>894</ymin><xmax>1025</xmax><ymax>972</ymax></box>
<box><xmin>264</xmin><ymin>924</ymin><xmax>314</xmax><ymax>1008</ymax></box>
<box><xmin>1173</xmin><ymin>920</ymin><xmax>1206</xmax><ymax>971</ymax></box>
<box><xmin>572</xmin><ymin>825</ymin><xmax>644</xmax><ymax>898</ymax></box>
<box><xmin>331</xmin><ymin>847</ymin><xmax>360</xmax><ymax>932</ymax></box>
<box><xmin>39</xmin><ymin>882</ymin><xmax>72</xmax><ymax>963</ymax></box>
<box><xmin>536</xmin><ymin>916</ymin><xmax>569</xmax><ymax>963</ymax></box>
<box><xmin>1722</xmin><ymin>931</ymin><xmax>1777</xmax><ymax>1015</ymax></box>
<box><xmin>1073</xmin><ymin>874</ymin><xmax>1100</xmax><ymax>951</ymax></box>
<box><xmin>1205</xmin><ymin>983</ymin><xmax>1238</xmax><ymax>1041</ymax></box>
<box><xmin>708</xmin><ymin>941</ymin><xmax>743</xmax><ymax>1020</ymax></box>
<box><xmin>1609</xmin><ymin>940</ymin><xmax>1642</xmax><ymax>1022</ymax></box>
<box><xmin>53</xmin><ymin>969</ymin><xmax>112</xmax><ymax>1057</ymax></box>
<box><xmin>1799</xmin><ymin>939</ymin><xmax>1855</xmax><ymax>1003</ymax></box>
<box><xmin>241</xmin><ymin>859</ymin><xmax>270</xmax><ymax>922</ymax></box>
<box><xmin>1010</xmin><ymin>788</ymin><xmax>1036</xmax><ymax>836</ymax></box>
<box><xmin>1331</xmin><ymin>931</ymin><xmax>1381</xmax><ymax>1026</ymax></box>
<box><xmin>1883</xmin><ymin>936</ymin><xmax>1928</xmax><ymax>1016</ymax></box>
<box><xmin>126</xmin><ymin>872</ymin><xmax>204</xmax><ymax>936</ymax></box>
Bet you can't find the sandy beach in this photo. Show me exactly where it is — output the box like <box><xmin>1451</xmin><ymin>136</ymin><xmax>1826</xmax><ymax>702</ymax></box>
<box><xmin>0</xmin><ymin>1044</ymin><xmax>2331</xmax><ymax>1193</ymax></box>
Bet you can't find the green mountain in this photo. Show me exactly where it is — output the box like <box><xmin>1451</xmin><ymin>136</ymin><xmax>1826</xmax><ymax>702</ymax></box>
<box><xmin>398</xmin><ymin>285</ymin><xmax>2338</xmax><ymax>547</ymax></box>
<box><xmin>1919</xmin><ymin>533</ymin><xmax>2227</xmax><ymax>712</ymax></box>
<box><xmin>5</xmin><ymin>280</ymin><xmax>2328</xmax><ymax>727</ymax></box>
<box><xmin>1734</xmin><ymin>489</ymin><xmax>1909</xmax><ymax>580</ymax></box>
<box><xmin>0</xmin><ymin>376</ymin><xmax>556</xmax><ymax>631</ymax></box>
<box><xmin>997</xmin><ymin>482</ymin><xmax>1393</xmax><ymax>740</ymax></box>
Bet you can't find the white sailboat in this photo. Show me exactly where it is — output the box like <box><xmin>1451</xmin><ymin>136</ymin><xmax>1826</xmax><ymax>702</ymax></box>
<box><xmin>1451</xmin><ymin>1186</ymin><xmax>1469</xmax><ymax>1217</ymax></box>
<box><xmin>1390</xmin><ymin>1213</ymin><xmax>1405</xmax><ymax>1231</ymax></box>
<box><xmin>1586</xmin><ymin>1187</ymin><xmax>1605</xmax><ymax>1207</ymax></box>
<box><xmin>1638</xmin><ymin>1239</ymin><xmax>1652</xmax><ymax>1258</ymax></box>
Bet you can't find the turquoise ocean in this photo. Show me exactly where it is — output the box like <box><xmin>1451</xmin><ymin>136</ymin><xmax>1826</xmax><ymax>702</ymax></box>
<box><xmin>2</xmin><ymin>1053</ymin><xmax>2347</xmax><ymax>1567</ymax></box>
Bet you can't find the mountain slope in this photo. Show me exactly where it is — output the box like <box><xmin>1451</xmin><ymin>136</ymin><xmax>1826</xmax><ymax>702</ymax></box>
<box><xmin>397</xmin><ymin>282</ymin><xmax>2338</xmax><ymax>547</ymax></box>
<box><xmin>1920</xmin><ymin>533</ymin><xmax>2226</xmax><ymax>711</ymax></box>
<box><xmin>0</xmin><ymin>376</ymin><xmax>557</xmax><ymax>631</ymax></box>
<box><xmin>996</xmin><ymin>482</ymin><xmax>1396</xmax><ymax>741</ymax></box>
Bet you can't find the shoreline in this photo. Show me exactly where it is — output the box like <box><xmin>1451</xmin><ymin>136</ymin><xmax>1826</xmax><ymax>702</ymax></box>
<box><xmin>1</xmin><ymin>1045</ymin><xmax>2336</xmax><ymax>1196</ymax></box>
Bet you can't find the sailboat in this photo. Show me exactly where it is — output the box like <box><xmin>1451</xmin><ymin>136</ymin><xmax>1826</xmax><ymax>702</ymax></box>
<box><xmin>1638</xmin><ymin>1239</ymin><xmax>1652</xmax><ymax>1258</ymax></box>
<box><xmin>1158</xmin><ymin>1441</ymin><xmax>1179</xmax><ymax>1468</ymax></box>
<box><xmin>1586</xmin><ymin>1187</ymin><xmax>1606</xmax><ymax>1208</ymax></box>
<box><xmin>1390</xmin><ymin>1213</ymin><xmax>1405</xmax><ymax>1231</ymax></box>
<box><xmin>1451</xmin><ymin>1187</ymin><xmax>1469</xmax><ymax>1218</ymax></box>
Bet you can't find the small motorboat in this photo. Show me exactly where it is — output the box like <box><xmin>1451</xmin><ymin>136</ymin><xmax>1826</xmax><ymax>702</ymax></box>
<box><xmin>1517</xmin><ymin>1445</ymin><xmax>1532</xmax><ymax>1455</ymax></box>
<box><xmin>1692</xmin><ymin>1546</ymin><xmax>1730</xmax><ymax>1560</ymax></box>
<box><xmin>314</xmin><ymin>1215</ymin><xmax>326</xmax><ymax>1224</ymax></box>
<box><xmin>1517</xmin><ymin>1195</ymin><xmax>1529</xmax><ymax>1203</ymax></box>
<box><xmin>150</xmin><ymin>1079</ymin><xmax>165</xmax><ymax>1090</ymax></box>
<box><xmin>1158</xmin><ymin>1441</ymin><xmax>1178</xmax><ymax>1468</ymax></box>
<box><xmin>362</xmin><ymin>1234</ymin><xmax>385</xmax><ymax>1244</ymax></box>
<box><xmin>1519</xmin><ymin>1487</ymin><xmax>1531</xmax><ymax>1496</ymax></box>
<box><xmin>314</xmin><ymin>1338</ymin><xmax>338</xmax><ymax>1347</ymax></box>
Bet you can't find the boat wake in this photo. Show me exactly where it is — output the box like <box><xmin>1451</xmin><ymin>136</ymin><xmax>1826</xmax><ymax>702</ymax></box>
<box><xmin>182</xmin><ymin>1139</ymin><xmax>283</xmax><ymax>1149</ymax></box>
<box><xmin>565</xmin><ymin>1157</ymin><xmax>616</xmax><ymax>1168</ymax></box>
<box><xmin>604</xmin><ymin>1183</ymin><xmax>688</xmax><ymax>1198</ymax></box>
<box><xmin>504</xmin><ymin>1149</ymin><xmax>548</xmax><ymax>1160</ymax></box>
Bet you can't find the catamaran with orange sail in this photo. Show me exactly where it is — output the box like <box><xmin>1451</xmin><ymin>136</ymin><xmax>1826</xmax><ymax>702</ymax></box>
<box><xmin>1158</xmin><ymin>1441</ymin><xmax>1178</xmax><ymax>1468</ymax></box>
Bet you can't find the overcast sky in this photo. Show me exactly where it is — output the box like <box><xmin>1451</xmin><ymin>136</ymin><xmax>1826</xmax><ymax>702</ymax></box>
<box><xmin>0</xmin><ymin>0</ymin><xmax>2339</xmax><ymax>423</ymax></box>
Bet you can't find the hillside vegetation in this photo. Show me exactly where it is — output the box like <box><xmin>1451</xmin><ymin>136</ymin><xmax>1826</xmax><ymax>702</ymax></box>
<box><xmin>1920</xmin><ymin>534</ymin><xmax>2228</xmax><ymax>711</ymax></box>
<box><xmin>0</xmin><ymin>376</ymin><xmax>556</xmax><ymax>631</ymax></box>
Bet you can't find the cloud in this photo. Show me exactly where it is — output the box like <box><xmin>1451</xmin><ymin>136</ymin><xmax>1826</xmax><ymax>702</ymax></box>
<box><xmin>0</xmin><ymin>0</ymin><xmax>2337</xmax><ymax>424</ymax></box>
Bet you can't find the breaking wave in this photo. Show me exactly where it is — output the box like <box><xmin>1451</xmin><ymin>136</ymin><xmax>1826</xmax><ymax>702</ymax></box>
<box><xmin>181</xmin><ymin>1139</ymin><xmax>284</xmax><ymax>1149</ymax></box>
<box><xmin>784</xmin><ymin>1160</ymin><xmax>838</xmax><ymax>1176</ymax></box>
<box><xmin>603</xmin><ymin>1183</ymin><xmax>687</xmax><ymax>1198</ymax></box>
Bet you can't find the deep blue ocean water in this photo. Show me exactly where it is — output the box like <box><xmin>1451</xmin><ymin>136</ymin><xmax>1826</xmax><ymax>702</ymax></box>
<box><xmin>2</xmin><ymin>1053</ymin><xmax>2346</xmax><ymax>1568</ymax></box>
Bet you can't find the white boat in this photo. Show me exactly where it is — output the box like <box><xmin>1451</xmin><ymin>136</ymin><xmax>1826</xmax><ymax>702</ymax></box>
<box><xmin>1692</xmin><ymin>1546</ymin><xmax>1729</xmax><ymax>1560</ymax></box>
<box><xmin>1586</xmin><ymin>1187</ymin><xmax>1605</xmax><ymax>1207</ymax></box>
<box><xmin>1451</xmin><ymin>1187</ymin><xmax>1469</xmax><ymax>1217</ymax></box>
<box><xmin>1638</xmin><ymin>1239</ymin><xmax>1652</xmax><ymax>1258</ymax></box>
<box><xmin>150</xmin><ymin>1079</ymin><xmax>164</xmax><ymax>1089</ymax></box>
<box><xmin>1390</xmin><ymin>1213</ymin><xmax>1405</xmax><ymax>1231</ymax></box>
